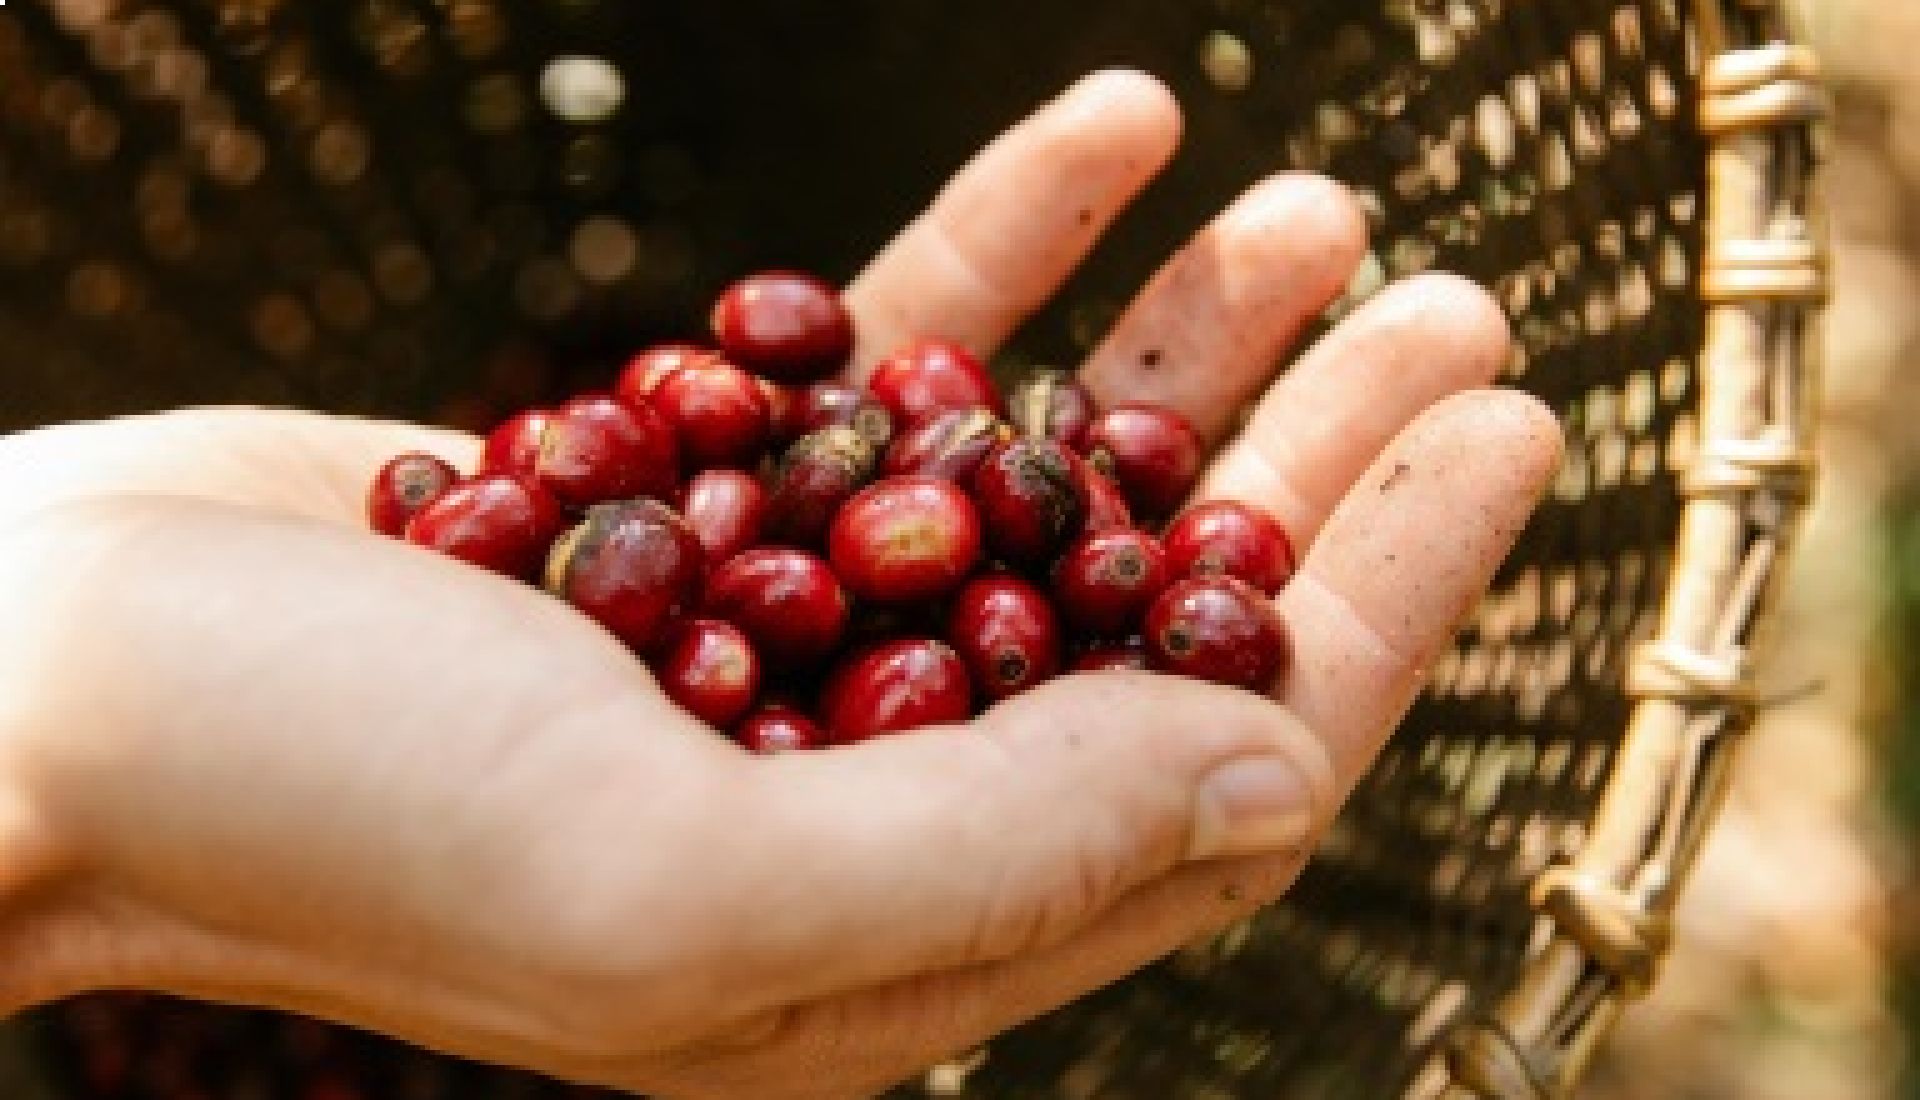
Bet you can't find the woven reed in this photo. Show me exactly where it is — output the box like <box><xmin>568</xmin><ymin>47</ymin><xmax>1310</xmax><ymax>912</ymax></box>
<box><xmin>0</xmin><ymin>1</ymin><xmax>1823</xmax><ymax>1096</ymax></box>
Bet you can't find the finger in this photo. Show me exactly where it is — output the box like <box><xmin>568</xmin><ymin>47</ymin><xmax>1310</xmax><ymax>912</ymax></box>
<box><xmin>1077</xmin><ymin>173</ymin><xmax>1367</xmax><ymax>445</ymax></box>
<box><xmin>1195</xmin><ymin>271</ymin><xmax>1513</xmax><ymax>546</ymax></box>
<box><xmin>654</xmin><ymin>391</ymin><xmax>1562</xmax><ymax>1096</ymax></box>
<box><xmin>0</xmin><ymin>408</ymin><xmax>480</xmax><ymax>526</ymax></box>
<box><xmin>686</xmin><ymin>672</ymin><xmax>1335</xmax><ymax>1009</ymax></box>
<box><xmin>843</xmin><ymin>70</ymin><xmax>1182</xmax><ymax>378</ymax></box>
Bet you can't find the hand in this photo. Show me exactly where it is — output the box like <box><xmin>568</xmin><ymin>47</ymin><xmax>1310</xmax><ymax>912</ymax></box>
<box><xmin>0</xmin><ymin>71</ymin><xmax>1560</xmax><ymax>1098</ymax></box>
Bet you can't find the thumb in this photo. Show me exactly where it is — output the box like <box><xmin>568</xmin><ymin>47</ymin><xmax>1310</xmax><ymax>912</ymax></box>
<box><xmin>712</xmin><ymin>672</ymin><xmax>1334</xmax><ymax>1004</ymax></box>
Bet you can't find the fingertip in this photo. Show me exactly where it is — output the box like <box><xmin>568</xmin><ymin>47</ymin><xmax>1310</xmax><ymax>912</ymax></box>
<box><xmin>1368</xmin><ymin>271</ymin><xmax>1515</xmax><ymax>386</ymax></box>
<box><xmin>1056</xmin><ymin>68</ymin><xmax>1185</xmax><ymax>153</ymax></box>
<box><xmin>1419</xmin><ymin>387</ymin><xmax>1566</xmax><ymax>494</ymax></box>
<box><xmin>1226</xmin><ymin>173</ymin><xmax>1369</xmax><ymax>270</ymax></box>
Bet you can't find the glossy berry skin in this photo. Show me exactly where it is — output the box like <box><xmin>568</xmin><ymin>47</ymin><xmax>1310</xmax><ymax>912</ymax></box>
<box><xmin>368</xmin><ymin>452</ymin><xmax>458</xmax><ymax>538</ymax></box>
<box><xmin>883</xmin><ymin>407</ymin><xmax>1011</xmax><ymax>481</ymax></box>
<box><xmin>656</xmin><ymin>619</ymin><xmax>761</xmax><ymax>729</ymax></box>
<box><xmin>867</xmin><ymin>339</ymin><xmax>1003</xmax><ymax>425</ymax></box>
<box><xmin>1070</xmin><ymin>640</ymin><xmax>1150</xmax><ymax>673</ymax></box>
<box><xmin>1053</xmin><ymin>528</ymin><xmax>1171</xmax><ymax>638</ymax></box>
<box><xmin>1163</xmin><ymin>500</ymin><xmax>1297</xmax><ymax>596</ymax></box>
<box><xmin>1008</xmin><ymin>369</ymin><xmax>1096</xmax><ymax>450</ymax></box>
<box><xmin>616</xmin><ymin>344</ymin><xmax>717</xmax><ymax>405</ymax></box>
<box><xmin>1069</xmin><ymin>451</ymin><xmax>1134</xmax><ymax>533</ymax></box>
<box><xmin>947</xmin><ymin>574</ymin><xmax>1062</xmax><ymax>701</ymax></box>
<box><xmin>406</xmin><ymin>474</ymin><xmax>566</xmax><ymax>580</ymax></box>
<box><xmin>793</xmin><ymin>380</ymin><xmax>895</xmax><ymax>447</ymax></box>
<box><xmin>535</xmin><ymin>395</ymin><xmax>681</xmax><ymax>508</ymax></box>
<box><xmin>735</xmin><ymin>705</ymin><xmax>827</xmax><ymax>753</ymax></box>
<box><xmin>1085</xmin><ymin>403</ymin><xmax>1204</xmax><ymax>520</ymax></box>
<box><xmin>706</xmin><ymin>547</ymin><xmax>850</xmax><ymax>669</ymax></box>
<box><xmin>544</xmin><ymin>499</ymin><xmax>706</xmax><ymax>654</ymax></box>
<box><xmin>829</xmin><ymin>476</ymin><xmax>983</xmax><ymax>604</ymax></box>
<box><xmin>649</xmin><ymin>359</ymin><xmax>772</xmax><ymax>470</ymax></box>
<box><xmin>764</xmin><ymin>426</ymin><xmax>878</xmax><ymax>547</ymax></box>
<box><xmin>971</xmin><ymin>439</ymin><xmax>1086</xmax><ymax>568</ymax></box>
<box><xmin>820</xmin><ymin>638</ymin><xmax>973</xmax><ymax>744</ymax></box>
<box><xmin>710</xmin><ymin>270</ymin><xmax>855</xmax><ymax>382</ymax></box>
<box><xmin>1144</xmin><ymin>577</ymin><xmax>1289</xmax><ymax>693</ymax></box>
<box><xmin>680</xmin><ymin>469</ymin><xmax>767</xmax><ymax>565</ymax></box>
<box><xmin>478</xmin><ymin>409</ymin><xmax>551</xmax><ymax>477</ymax></box>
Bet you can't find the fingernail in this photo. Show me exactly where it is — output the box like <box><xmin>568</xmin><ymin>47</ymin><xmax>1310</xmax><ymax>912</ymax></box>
<box><xmin>1189</xmin><ymin>756</ymin><xmax>1314</xmax><ymax>861</ymax></box>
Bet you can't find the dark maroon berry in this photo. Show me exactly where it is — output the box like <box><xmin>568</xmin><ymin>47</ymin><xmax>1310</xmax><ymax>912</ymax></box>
<box><xmin>792</xmin><ymin>380</ymin><xmax>896</xmax><ymax>447</ymax></box>
<box><xmin>479</xmin><ymin>409</ymin><xmax>551</xmax><ymax>477</ymax></box>
<box><xmin>545</xmin><ymin>499</ymin><xmax>706</xmax><ymax>653</ymax></box>
<box><xmin>705</xmin><ymin>547</ymin><xmax>849</xmax><ymax>669</ymax></box>
<box><xmin>1163</xmin><ymin>500</ymin><xmax>1297</xmax><ymax>596</ymax></box>
<box><xmin>867</xmin><ymin>339</ymin><xmax>1002</xmax><ymax>425</ymax></box>
<box><xmin>536</xmin><ymin>395</ymin><xmax>681</xmax><ymax>508</ymax></box>
<box><xmin>406</xmin><ymin>474</ymin><xmax>566</xmax><ymax>580</ymax></box>
<box><xmin>616</xmin><ymin>344</ymin><xmax>718</xmax><ymax>405</ymax></box>
<box><xmin>761</xmin><ymin>379</ymin><xmax>805</xmax><ymax>446</ymax></box>
<box><xmin>711</xmin><ymin>270</ymin><xmax>854</xmax><ymax>382</ymax></box>
<box><xmin>649</xmin><ymin>359</ymin><xmax>772</xmax><ymax>470</ymax></box>
<box><xmin>764</xmin><ymin>425</ymin><xmax>879</xmax><ymax>547</ymax></box>
<box><xmin>971</xmin><ymin>439</ymin><xmax>1086</xmax><ymax>567</ymax></box>
<box><xmin>681</xmin><ymin>469</ymin><xmax>767</xmax><ymax>565</ymax></box>
<box><xmin>1053</xmin><ymin>528</ymin><xmax>1171</xmax><ymax>637</ymax></box>
<box><xmin>883</xmin><ymin>407</ymin><xmax>1012</xmax><ymax>481</ymax></box>
<box><xmin>820</xmin><ymin>638</ymin><xmax>973</xmax><ymax>744</ymax></box>
<box><xmin>829</xmin><ymin>476</ymin><xmax>983</xmax><ymax>603</ymax></box>
<box><xmin>657</xmin><ymin>619</ymin><xmax>761</xmax><ymax>729</ymax></box>
<box><xmin>1144</xmin><ymin>577</ymin><xmax>1288</xmax><ymax>693</ymax></box>
<box><xmin>1070</xmin><ymin>639</ymin><xmax>1150</xmax><ymax>673</ymax></box>
<box><xmin>735</xmin><ymin>705</ymin><xmax>827</xmax><ymax>753</ymax></box>
<box><xmin>947</xmin><ymin>574</ymin><xmax>1062</xmax><ymax>701</ymax></box>
<box><xmin>1008</xmin><ymin>369</ymin><xmax>1096</xmax><ymax>450</ymax></box>
<box><xmin>369</xmin><ymin>452</ymin><xmax>458</xmax><ymax>538</ymax></box>
<box><xmin>1085</xmin><ymin>403</ymin><xmax>1204</xmax><ymax>520</ymax></box>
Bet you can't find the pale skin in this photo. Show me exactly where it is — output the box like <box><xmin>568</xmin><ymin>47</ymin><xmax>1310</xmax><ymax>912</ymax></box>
<box><xmin>0</xmin><ymin>72</ymin><xmax>1561</xmax><ymax>1098</ymax></box>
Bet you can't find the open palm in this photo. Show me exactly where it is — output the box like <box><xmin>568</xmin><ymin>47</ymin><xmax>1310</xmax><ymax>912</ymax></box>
<box><xmin>0</xmin><ymin>72</ymin><xmax>1558</xmax><ymax>1099</ymax></box>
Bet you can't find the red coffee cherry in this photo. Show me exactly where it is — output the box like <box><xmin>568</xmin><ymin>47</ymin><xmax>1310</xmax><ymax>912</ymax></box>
<box><xmin>867</xmin><ymin>338</ymin><xmax>1002</xmax><ymax>425</ymax></box>
<box><xmin>705</xmin><ymin>547</ymin><xmax>849</xmax><ymax>670</ymax></box>
<box><xmin>616</xmin><ymin>344</ymin><xmax>718</xmax><ymax>405</ymax></box>
<box><xmin>764</xmin><ymin>425</ymin><xmax>879</xmax><ymax>548</ymax></box>
<box><xmin>883</xmin><ymin>407</ymin><xmax>1011</xmax><ymax>481</ymax></box>
<box><xmin>735</xmin><ymin>705</ymin><xmax>827</xmax><ymax>753</ymax></box>
<box><xmin>649</xmin><ymin>359</ymin><xmax>772</xmax><ymax>471</ymax></box>
<box><xmin>1070</xmin><ymin>451</ymin><xmax>1135</xmax><ymax>534</ymax></box>
<box><xmin>544</xmin><ymin>499</ymin><xmax>706</xmax><ymax>654</ymax></box>
<box><xmin>478</xmin><ymin>409</ymin><xmax>551</xmax><ymax>478</ymax></box>
<box><xmin>1052</xmin><ymin>528</ymin><xmax>1171</xmax><ymax>638</ymax></box>
<box><xmin>535</xmin><ymin>394</ymin><xmax>681</xmax><ymax>508</ymax></box>
<box><xmin>1085</xmin><ymin>403</ymin><xmax>1204</xmax><ymax>520</ymax></box>
<box><xmin>1007</xmin><ymin>369</ymin><xmax>1096</xmax><ymax>450</ymax></box>
<box><xmin>368</xmin><ymin>452</ymin><xmax>458</xmax><ymax>538</ymax></box>
<box><xmin>680</xmin><ymin>469</ymin><xmax>767</xmax><ymax>565</ymax></box>
<box><xmin>971</xmin><ymin>438</ymin><xmax>1086</xmax><ymax>568</ymax></box>
<box><xmin>656</xmin><ymin>619</ymin><xmax>761</xmax><ymax>729</ymax></box>
<box><xmin>1143</xmin><ymin>577</ymin><xmax>1289</xmax><ymax>693</ymax></box>
<box><xmin>793</xmin><ymin>380</ymin><xmax>895</xmax><ymax>447</ymax></box>
<box><xmin>405</xmin><ymin>474</ymin><xmax>566</xmax><ymax>580</ymax></box>
<box><xmin>1163</xmin><ymin>500</ymin><xmax>1297</xmax><ymax>596</ymax></box>
<box><xmin>820</xmin><ymin>638</ymin><xmax>973</xmax><ymax>744</ymax></box>
<box><xmin>828</xmin><ymin>476</ymin><xmax>983</xmax><ymax>604</ymax></box>
<box><xmin>947</xmin><ymin>574</ymin><xmax>1062</xmax><ymax>701</ymax></box>
<box><xmin>710</xmin><ymin>270</ymin><xmax>854</xmax><ymax>382</ymax></box>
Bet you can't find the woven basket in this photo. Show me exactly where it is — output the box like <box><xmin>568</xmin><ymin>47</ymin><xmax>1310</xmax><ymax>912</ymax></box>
<box><xmin>0</xmin><ymin>0</ymin><xmax>1825</xmax><ymax>1096</ymax></box>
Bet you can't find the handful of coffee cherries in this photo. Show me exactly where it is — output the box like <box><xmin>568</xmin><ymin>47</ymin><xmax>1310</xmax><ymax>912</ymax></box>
<box><xmin>368</xmin><ymin>271</ymin><xmax>1294</xmax><ymax>750</ymax></box>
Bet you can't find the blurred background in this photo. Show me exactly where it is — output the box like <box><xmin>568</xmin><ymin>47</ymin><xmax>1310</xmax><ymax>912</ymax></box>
<box><xmin>1584</xmin><ymin>2</ymin><xmax>1919</xmax><ymax>1098</ymax></box>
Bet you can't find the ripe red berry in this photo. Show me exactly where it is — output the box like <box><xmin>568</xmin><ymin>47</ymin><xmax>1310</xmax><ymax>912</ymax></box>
<box><xmin>680</xmin><ymin>469</ymin><xmax>767</xmax><ymax>564</ymax></box>
<box><xmin>705</xmin><ymin>547</ymin><xmax>849</xmax><ymax>669</ymax></box>
<box><xmin>867</xmin><ymin>339</ymin><xmax>1002</xmax><ymax>425</ymax></box>
<box><xmin>535</xmin><ymin>394</ymin><xmax>681</xmax><ymax>508</ymax></box>
<box><xmin>1144</xmin><ymin>577</ymin><xmax>1289</xmax><ymax>693</ymax></box>
<box><xmin>1163</xmin><ymin>500</ymin><xmax>1297</xmax><ymax>596</ymax></box>
<box><xmin>761</xmin><ymin>379</ymin><xmax>804</xmax><ymax>446</ymax></box>
<box><xmin>947</xmin><ymin>574</ymin><xmax>1062</xmax><ymax>701</ymax></box>
<box><xmin>616</xmin><ymin>344</ymin><xmax>718</xmax><ymax>405</ymax></box>
<box><xmin>649</xmin><ymin>359</ymin><xmax>772</xmax><ymax>470</ymax></box>
<box><xmin>368</xmin><ymin>452</ymin><xmax>458</xmax><ymax>538</ymax></box>
<box><xmin>883</xmin><ymin>407</ymin><xmax>1011</xmax><ymax>481</ymax></box>
<box><xmin>656</xmin><ymin>619</ymin><xmax>761</xmax><ymax>729</ymax></box>
<box><xmin>545</xmin><ymin>499</ymin><xmax>706</xmax><ymax>653</ymax></box>
<box><xmin>1053</xmin><ymin>528</ymin><xmax>1171</xmax><ymax>638</ymax></box>
<box><xmin>820</xmin><ymin>638</ymin><xmax>973</xmax><ymax>744</ymax></box>
<box><xmin>734</xmin><ymin>705</ymin><xmax>827</xmax><ymax>753</ymax></box>
<box><xmin>764</xmin><ymin>425</ymin><xmax>878</xmax><ymax>547</ymax></box>
<box><xmin>1070</xmin><ymin>639</ymin><xmax>1150</xmax><ymax>673</ymax></box>
<box><xmin>1008</xmin><ymin>369</ymin><xmax>1096</xmax><ymax>450</ymax></box>
<box><xmin>1072</xmin><ymin>452</ymin><xmax>1135</xmax><ymax>533</ymax></box>
<box><xmin>406</xmin><ymin>474</ymin><xmax>566</xmax><ymax>580</ymax></box>
<box><xmin>791</xmin><ymin>380</ymin><xmax>895</xmax><ymax>447</ymax></box>
<box><xmin>710</xmin><ymin>270</ymin><xmax>854</xmax><ymax>381</ymax></box>
<box><xmin>829</xmin><ymin>476</ymin><xmax>983</xmax><ymax>603</ymax></box>
<box><xmin>478</xmin><ymin>409</ymin><xmax>551</xmax><ymax>477</ymax></box>
<box><xmin>1085</xmin><ymin>403</ymin><xmax>1204</xmax><ymax>520</ymax></box>
<box><xmin>971</xmin><ymin>439</ymin><xmax>1086</xmax><ymax>567</ymax></box>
